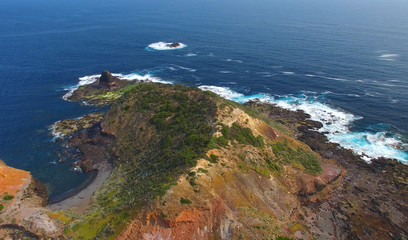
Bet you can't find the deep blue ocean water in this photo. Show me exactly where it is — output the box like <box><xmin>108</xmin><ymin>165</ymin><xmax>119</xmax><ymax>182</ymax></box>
<box><xmin>1</xmin><ymin>0</ymin><xmax>407</xmax><ymax>200</ymax></box>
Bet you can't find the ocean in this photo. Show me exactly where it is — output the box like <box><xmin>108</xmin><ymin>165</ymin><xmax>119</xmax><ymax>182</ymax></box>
<box><xmin>0</xmin><ymin>0</ymin><xmax>407</xmax><ymax>200</ymax></box>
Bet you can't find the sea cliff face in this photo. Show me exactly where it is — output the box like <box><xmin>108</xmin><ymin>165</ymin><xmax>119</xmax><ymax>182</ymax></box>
<box><xmin>2</xmin><ymin>72</ymin><xmax>407</xmax><ymax>239</ymax></box>
<box><xmin>0</xmin><ymin>160</ymin><xmax>57</xmax><ymax>239</ymax></box>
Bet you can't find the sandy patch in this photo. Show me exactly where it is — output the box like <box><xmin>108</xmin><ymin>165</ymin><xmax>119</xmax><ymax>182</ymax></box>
<box><xmin>49</xmin><ymin>161</ymin><xmax>112</xmax><ymax>212</ymax></box>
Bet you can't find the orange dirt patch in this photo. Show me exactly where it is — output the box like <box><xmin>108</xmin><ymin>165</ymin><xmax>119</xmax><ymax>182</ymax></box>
<box><xmin>0</xmin><ymin>165</ymin><xmax>31</xmax><ymax>197</ymax></box>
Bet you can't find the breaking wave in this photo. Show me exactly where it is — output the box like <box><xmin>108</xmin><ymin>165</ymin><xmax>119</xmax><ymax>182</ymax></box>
<box><xmin>226</xmin><ymin>58</ymin><xmax>243</xmax><ymax>63</ymax></box>
<box><xmin>305</xmin><ymin>74</ymin><xmax>350</xmax><ymax>82</ymax></box>
<box><xmin>198</xmin><ymin>85</ymin><xmax>408</xmax><ymax>163</ymax></box>
<box><xmin>62</xmin><ymin>71</ymin><xmax>408</xmax><ymax>163</ymax></box>
<box><xmin>378</xmin><ymin>53</ymin><xmax>399</xmax><ymax>61</ymax></box>
<box><xmin>185</xmin><ymin>53</ymin><xmax>197</xmax><ymax>57</ymax></box>
<box><xmin>146</xmin><ymin>42</ymin><xmax>187</xmax><ymax>51</ymax></box>
<box><xmin>62</xmin><ymin>72</ymin><xmax>168</xmax><ymax>100</ymax></box>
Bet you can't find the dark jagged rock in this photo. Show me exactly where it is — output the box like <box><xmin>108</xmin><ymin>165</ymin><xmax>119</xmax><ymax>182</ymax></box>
<box><xmin>168</xmin><ymin>42</ymin><xmax>181</xmax><ymax>48</ymax></box>
<box><xmin>98</xmin><ymin>70</ymin><xmax>120</xmax><ymax>89</ymax></box>
<box><xmin>27</xmin><ymin>178</ymin><xmax>49</xmax><ymax>206</ymax></box>
<box><xmin>52</xmin><ymin>112</ymin><xmax>103</xmax><ymax>139</ymax></box>
<box><xmin>68</xmin><ymin>71</ymin><xmax>138</xmax><ymax>106</ymax></box>
<box><xmin>67</xmin><ymin>124</ymin><xmax>112</xmax><ymax>173</ymax></box>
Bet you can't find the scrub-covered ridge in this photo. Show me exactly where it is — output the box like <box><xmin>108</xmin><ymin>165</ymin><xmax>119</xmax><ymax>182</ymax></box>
<box><xmin>1</xmin><ymin>72</ymin><xmax>407</xmax><ymax>239</ymax></box>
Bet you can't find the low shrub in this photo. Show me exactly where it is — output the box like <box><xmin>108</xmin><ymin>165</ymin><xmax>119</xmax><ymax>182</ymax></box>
<box><xmin>180</xmin><ymin>198</ymin><xmax>192</xmax><ymax>205</ymax></box>
<box><xmin>2</xmin><ymin>194</ymin><xmax>14</xmax><ymax>201</ymax></box>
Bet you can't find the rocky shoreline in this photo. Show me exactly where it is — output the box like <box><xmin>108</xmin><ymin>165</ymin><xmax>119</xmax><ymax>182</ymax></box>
<box><xmin>245</xmin><ymin>100</ymin><xmax>408</xmax><ymax>239</ymax></box>
<box><xmin>57</xmin><ymin>74</ymin><xmax>407</xmax><ymax>239</ymax></box>
<box><xmin>1</xmin><ymin>72</ymin><xmax>407</xmax><ymax>239</ymax></box>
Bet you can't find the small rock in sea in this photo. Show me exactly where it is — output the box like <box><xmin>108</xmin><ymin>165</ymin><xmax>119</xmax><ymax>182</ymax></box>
<box><xmin>167</xmin><ymin>42</ymin><xmax>181</xmax><ymax>48</ymax></box>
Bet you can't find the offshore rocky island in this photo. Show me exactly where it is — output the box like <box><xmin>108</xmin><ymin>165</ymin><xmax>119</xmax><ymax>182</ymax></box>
<box><xmin>1</xmin><ymin>71</ymin><xmax>407</xmax><ymax>239</ymax></box>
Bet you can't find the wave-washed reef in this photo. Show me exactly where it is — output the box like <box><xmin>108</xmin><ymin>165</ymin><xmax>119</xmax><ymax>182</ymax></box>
<box><xmin>1</xmin><ymin>71</ymin><xmax>407</xmax><ymax>240</ymax></box>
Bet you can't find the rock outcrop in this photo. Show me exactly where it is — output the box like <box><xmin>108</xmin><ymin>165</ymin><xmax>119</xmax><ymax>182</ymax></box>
<box><xmin>0</xmin><ymin>161</ymin><xmax>59</xmax><ymax>239</ymax></box>
<box><xmin>98</xmin><ymin>70</ymin><xmax>120</xmax><ymax>89</ymax></box>
<box><xmin>246</xmin><ymin>100</ymin><xmax>408</xmax><ymax>239</ymax></box>
<box><xmin>168</xmin><ymin>42</ymin><xmax>181</xmax><ymax>48</ymax></box>
<box><xmin>68</xmin><ymin>70</ymin><xmax>137</xmax><ymax>106</ymax></box>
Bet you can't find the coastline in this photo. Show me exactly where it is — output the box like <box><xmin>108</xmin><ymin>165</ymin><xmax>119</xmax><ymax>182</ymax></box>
<box><xmin>2</xmin><ymin>81</ymin><xmax>407</xmax><ymax>239</ymax></box>
<box><xmin>48</xmin><ymin>161</ymin><xmax>112</xmax><ymax>213</ymax></box>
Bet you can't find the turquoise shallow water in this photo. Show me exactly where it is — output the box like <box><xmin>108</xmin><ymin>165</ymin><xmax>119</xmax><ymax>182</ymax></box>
<box><xmin>0</xmin><ymin>0</ymin><xmax>407</xmax><ymax>200</ymax></box>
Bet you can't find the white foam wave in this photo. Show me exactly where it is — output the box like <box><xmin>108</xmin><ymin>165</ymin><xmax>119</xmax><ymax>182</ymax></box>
<box><xmin>199</xmin><ymin>85</ymin><xmax>408</xmax><ymax>163</ymax></box>
<box><xmin>49</xmin><ymin>120</ymin><xmax>64</xmax><ymax>141</ymax></box>
<box><xmin>379</xmin><ymin>53</ymin><xmax>399</xmax><ymax>61</ymax></box>
<box><xmin>305</xmin><ymin>74</ymin><xmax>349</xmax><ymax>82</ymax></box>
<box><xmin>62</xmin><ymin>72</ymin><xmax>168</xmax><ymax>100</ymax></box>
<box><xmin>257</xmin><ymin>71</ymin><xmax>276</xmax><ymax>77</ymax></box>
<box><xmin>221</xmin><ymin>81</ymin><xmax>237</xmax><ymax>85</ymax></box>
<box><xmin>282</xmin><ymin>71</ymin><xmax>295</xmax><ymax>75</ymax></box>
<box><xmin>226</xmin><ymin>58</ymin><xmax>243</xmax><ymax>63</ymax></box>
<box><xmin>328</xmin><ymin>132</ymin><xmax>408</xmax><ymax>163</ymax></box>
<box><xmin>176</xmin><ymin>65</ymin><xmax>196</xmax><ymax>72</ymax></box>
<box><xmin>185</xmin><ymin>53</ymin><xmax>197</xmax><ymax>57</ymax></box>
<box><xmin>146</xmin><ymin>42</ymin><xmax>187</xmax><ymax>51</ymax></box>
<box><xmin>166</xmin><ymin>65</ymin><xmax>196</xmax><ymax>72</ymax></box>
<box><xmin>198</xmin><ymin>85</ymin><xmax>244</xmax><ymax>100</ymax></box>
<box><xmin>63</xmin><ymin>74</ymin><xmax>100</xmax><ymax>100</ymax></box>
<box><xmin>270</xmin><ymin>97</ymin><xmax>407</xmax><ymax>162</ymax></box>
<box><xmin>219</xmin><ymin>71</ymin><xmax>233</xmax><ymax>74</ymax></box>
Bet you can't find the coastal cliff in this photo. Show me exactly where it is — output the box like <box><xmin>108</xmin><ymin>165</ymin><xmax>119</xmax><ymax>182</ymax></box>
<box><xmin>0</xmin><ymin>160</ymin><xmax>59</xmax><ymax>239</ymax></box>
<box><xmin>1</xmin><ymin>72</ymin><xmax>407</xmax><ymax>239</ymax></box>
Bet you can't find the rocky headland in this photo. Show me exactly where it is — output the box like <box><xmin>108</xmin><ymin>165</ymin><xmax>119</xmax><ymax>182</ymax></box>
<box><xmin>1</xmin><ymin>71</ymin><xmax>407</xmax><ymax>239</ymax></box>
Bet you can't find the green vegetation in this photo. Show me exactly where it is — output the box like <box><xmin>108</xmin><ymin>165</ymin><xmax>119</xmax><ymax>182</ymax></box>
<box><xmin>180</xmin><ymin>198</ymin><xmax>192</xmax><ymax>205</ymax></box>
<box><xmin>288</xmin><ymin>222</ymin><xmax>308</xmax><ymax>234</ymax></box>
<box><xmin>0</xmin><ymin>204</ymin><xmax>4</xmax><ymax>211</ymax></box>
<box><xmin>209</xmin><ymin>154</ymin><xmax>219</xmax><ymax>163</ymax></box>
<box><xmin>265</xmin><ymin>158</ymin><xmax>282</xmax><ymax>175</ymax></box>
<box><xmin>64</xmin><ymin>82</ymin><xmax>322</xmax><ymax>239</ymax></box>
<box><xmin>66</xmin><ymin>83</ymin><xmax>217</xmax><ymax>239</ymax></box>
<box><xmin>272</xmin><ymin>139</ymin><xmax>322</xmax><ymax>175</ymax></box>
<box><xmin>210</xmin><ymin>122</ymin><xmax>264</xmax><ymax>149</ymax></box>
<box><xmin>229</xmin><ymin>123</ymin><xmax>264</xmax><ymax>147</ymax></box>
<box><xmin>187</xmin><ymin>171</ymin><xmax>198</xmax><ymax>187</ymax></box>
<box><xmin>2</xmin><ymin>194</ymin><xmax>14</xmax><ymax>201</ymax></box>
<box><xmin>255</xmin><ymin>166</ymin><xmax>270</xmax><ymax>177</ymax></box>
<box><xmin>210</xmin><ymin>94</ymin><xmax>291</xmax><ymax>136</ymax></box>
<box><xmin>54</xmin><ymin>112</ymin><xmax>103</xmax><ymax>137</ymax></box>
<box><xmin>209</xmin><ymin>135</ymin><xmax>229</xmax><ymax>148</ymax></box>
<box><xmin>197</xmin><ymin>168</ymin><xmax>208</xmax><ymax>173</ymax></box>
<box><xmin>276</xmin><ymin>237</ymin><xmax>294</xmax><ymax>240</ymax></box>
